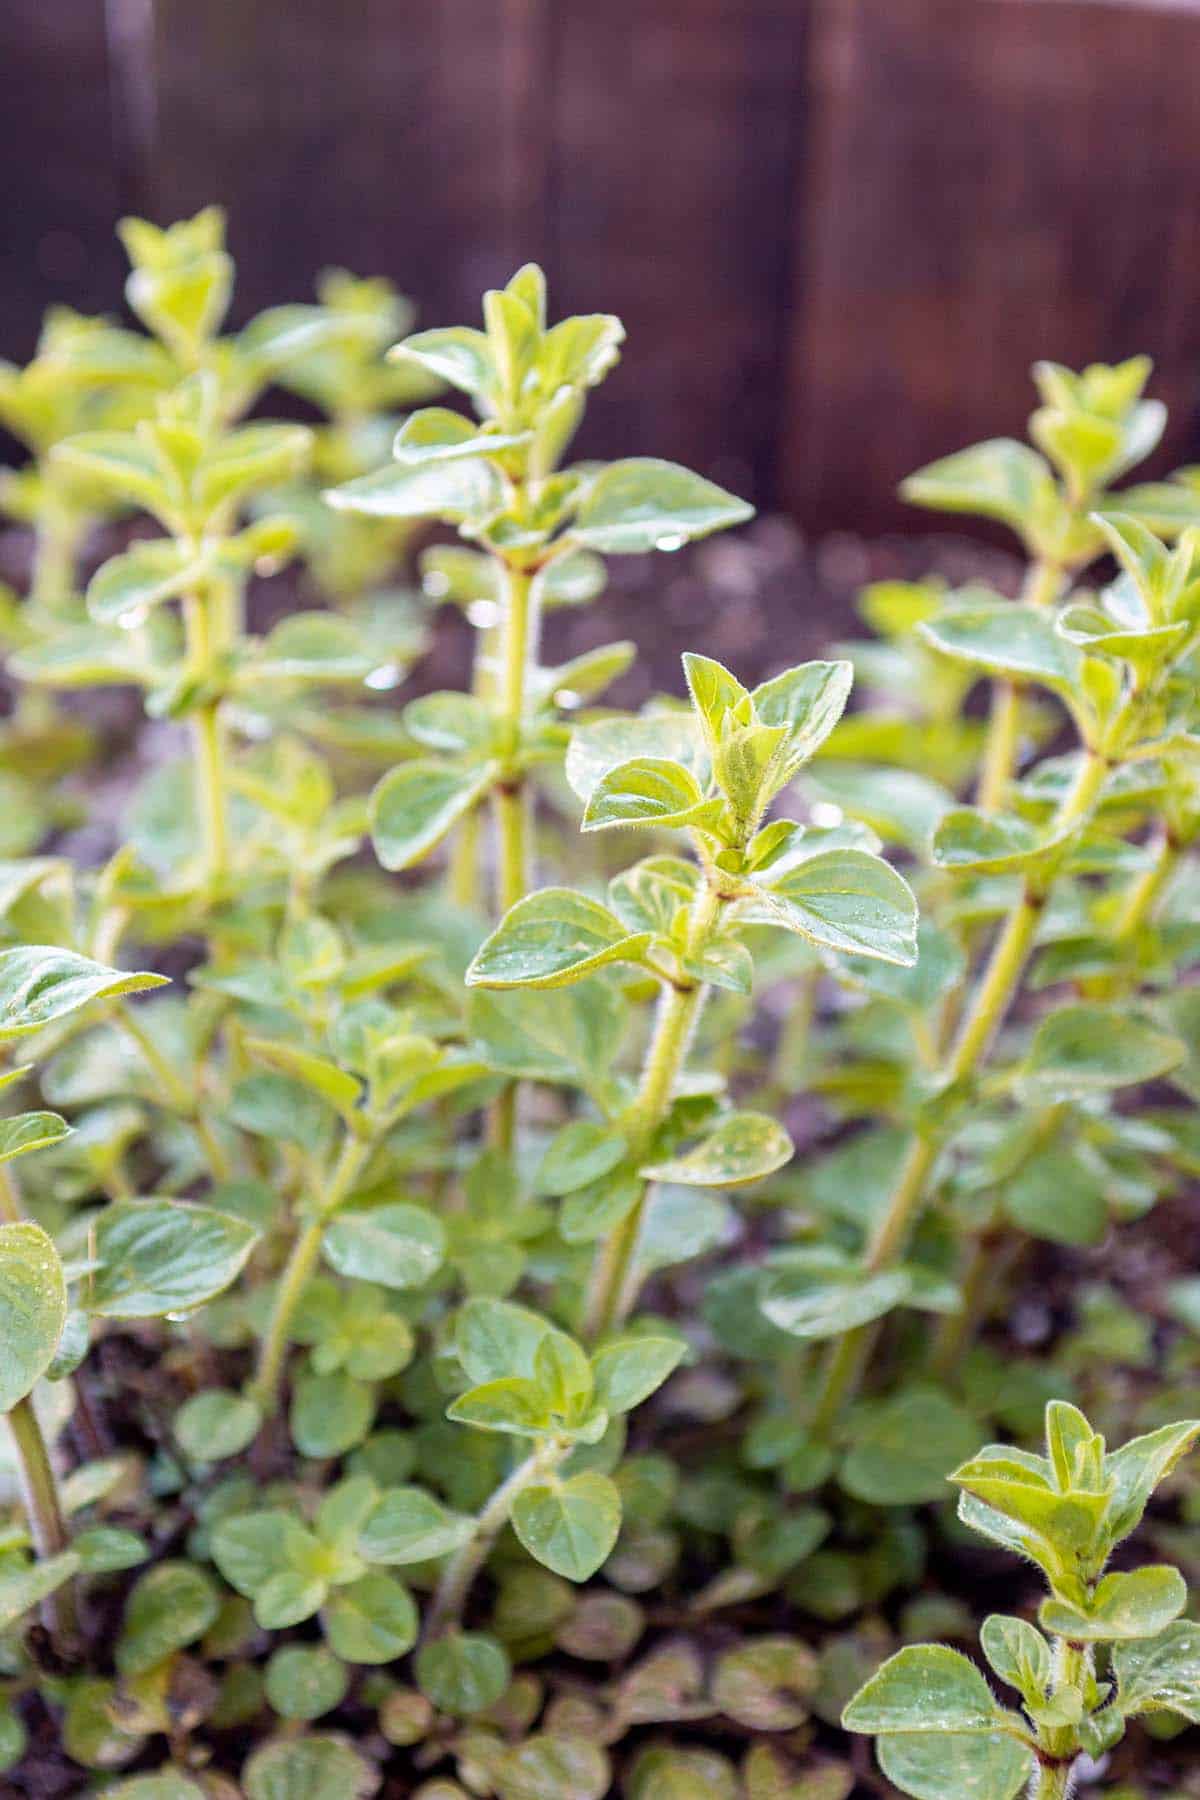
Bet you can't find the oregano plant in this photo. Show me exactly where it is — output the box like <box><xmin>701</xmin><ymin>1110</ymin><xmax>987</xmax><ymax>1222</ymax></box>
<box><xmin>0</xmin><ymin>213</ymin><xmax>1195</xmax><ymax>1796</ymax></box>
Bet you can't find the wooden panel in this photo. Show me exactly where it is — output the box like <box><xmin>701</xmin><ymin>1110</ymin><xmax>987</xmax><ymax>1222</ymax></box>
<box><xmin>0</xmin><ymin>0</ymin><xmax>126</xmax><ymax>361</ymax></box>
<box><xmin>145</xmin><ymin>0</ymin><xmax>553</xmax><ymax>330</ymax></box>
<box><xmin>548</xmin><ymin>0</ymin><xmax>811</xmax><ymax>501</ymax></box>
<box><xmin>782</xmin><ymin>0</ymin><xmax>1200</xmax><ymax>532</ymax></box>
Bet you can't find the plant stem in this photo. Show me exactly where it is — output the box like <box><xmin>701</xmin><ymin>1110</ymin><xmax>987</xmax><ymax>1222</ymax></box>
<box><xmin>493</xmin><ymin>564</ymin><xmax>537</xmax><ymax>915</ymax></box>
<box><xmin>976</xmin><ymin>679</ymin><xmax>1020</xmax><ymax>814</ymax></box>
<box><xmin>0</xmin><ymin>1166</ymin><xmax>21</xmax><ymax>1225</ymax></box>
<box><xmin>8</xmin><ymin>1394</ymin><xmax>78</xmax><ymax>1651</ymax></box>
<box><xmin>117</xmin><ymin>1001</ymin><xmax>231</xmax><ymax>1181</ymax></box>
<box><xmin>248</xmin><ymin>1131</ymin><xmax>370</xmax><ymax>1410</ymax></box>
<box><xmin>1113</xmin><ymin>826</ymin><xmax>1176</xmax><ymax>941</ymax></box>
<box><xmin>426</xmin><ymin>1440</ymin><xmax>566</xmax><ymax>1637</ymax></box>
<box><xmin>809</xmin><ymin>750</ymin><xmax>1108</xmax><ymax>1435</ymax></box>
<box><xmin>183</xmin><ymin>590</ymin><xmax>229</xmax><ymax>890</ymax></box>
<box><xmin>976</xmin><ymin>557</ymin><xmax>1062</xmax><ymax>814</ymax></box>
<box><xmin>582</xmin><ymin>883</ymin><xmax>721</xmax><ymax>1342</ymax></box>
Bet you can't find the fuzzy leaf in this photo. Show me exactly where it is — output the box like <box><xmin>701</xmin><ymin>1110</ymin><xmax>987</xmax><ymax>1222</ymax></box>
<box><xmin>466</xmin><ymin>889</ymin><xmax>651</xmax><ymax>988</ymax></box>
<box><xmin>581</xmin><ymin>757</ymin><xmax>708</xmax><ymax>832</ymax></box>
<box><xmin>0</xmin><ymin>1222</ymin><xmax>67</xmax><ymax>1411</ymax></box>
<box><xmin>876</xmin><ymin>1733</ymin><xmax>1030</xmax><ymax>1800</ymax></box>
<box><xmin>641</xmin><ymin>1112</ymin><xmax>793</xmax><ymax>1188</ymax></box>
<box><xmin>747</xmin><ymin>848</ymin><xmax>918</xmax><ymax>966</ymax></box>
<box><xmin>82</xmin><ymin>1199</ymin><xmax>259</xmax><ymax>1318</ymax></box>
<box><xmin>572</xmin><ymin>458</ymin><xmax>752</xmax><ymax>554</ymax></box>
<box><xmin>327</xmin><ymin>455</ymin><xmax>503</xmax><ymax>522</ymax></box>
<box><xmin>1040</xmin><ymin>1565</ymin><xmax>1187</xmax><ymax>1642</ymax></box>
<box><xmin>1113</xmin><ymin>1620</ymin><xmax>1200</xmax><ymax>1722</ymax></box>
<box><xmin>512</xmin><ymin>1472</ymin><xmax>622</xmax><ymax>1581</ymax></box>
<box><xmin>0</xmin><ymin>947</ymin><xmax>167</xmax><ymax>1040</ymax></box>
<box><xmin>843</xmin><ymin>1645</ymin><xmax>1003</xmax><ymax>1734</ymax></box>
<box><xmin>370</xmin><ymin>759</ymin><xmax>497</xmax><ymax>871</ymax></box>
<box><xmin>322</xmin><ymin>1204</ymin><xmax>445</xmax><ymax>1291</ymax></box>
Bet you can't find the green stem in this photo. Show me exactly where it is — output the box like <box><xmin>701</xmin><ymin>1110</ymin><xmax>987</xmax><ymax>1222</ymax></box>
<box><xmin>582</xmin><ymin>883</ymin><xmax>721</xmax><ymax>1341</ymax></box>
<box><xmin>976</xmin><ymin>678</ymin><xmax>1020</xmax><ymax>814</ymax></box>
<box><xmin>976</xmin><ymin>557</ymin><xmax>1063</xmax><ymax>815</ymax></box>
<box><xmin>0</xmin><ymin>1166</ymin><xmax>21</xmax><ymax>1225</ymax></box>
<box><xmin>1029</xmin><ymin>1640</ymin><xmax>1087</xmax><ymax>1797</ymax></box>
<box><xmin>8</xmin><ymin>1395</ymin><xmax>78</xmax><ymax>1651</ymax></box>
<box><xmin>248</xmin><ymin>1132</ymin><xmax>370</xmax><ymax>1410</ymax></box>
<box><xmin>809</xmin><ymin>750</ymin><xmax>1108</xmax><ymax>1434</ymax></box>
<box><xmin>117</xmin><ymin>1001</ymin><xmax>231</xmax><ymax>1181</ymax></box>
<box><xmin>427</xmin><ymin>1440</ymin><xmax>566</xmax><ymax>1637</ymax></box>
<box><xmin>183</xmin><ymin>590</ymin><xmax>229</xmax><ymax>890</ymax></box>
<box><xmin>1113</xmin><ymin>826</ymin><xmax>1176</xmax><ymax>941</ymax></box>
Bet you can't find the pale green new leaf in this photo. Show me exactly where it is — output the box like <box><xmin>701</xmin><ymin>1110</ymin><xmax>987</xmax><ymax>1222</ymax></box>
<box><xmin>0</xmin><ymin>1111</ymin><xmax>70</xmax><ymax>1165</ymax></box>
<box><xmin>1040</xmin><ymin>1565</ymin><xmax>1186</xmax><ymax>1642</ymax></box>
<box><xmin>581</xmin><ymin>757</ymin><xmax>709</xmax><ymax>832</ymax></box>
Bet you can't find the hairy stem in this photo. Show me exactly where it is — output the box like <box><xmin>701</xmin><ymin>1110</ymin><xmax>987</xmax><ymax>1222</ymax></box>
<box><xmin>809</xmin><ymin>750</ymin><xmax>1108</xmax><ymax>1433</ymax></box>
<box><xmin>249</xmin><ymin>1131</ymin><xmax>370</xmax><ymax>1410</ymax></box>
<box><xmin>427</xmin><ymin>1440</ymin><xmax>566</xmax><ymax>1637</ymax></box>
<box><xmin>183</xmin><ymin>590</ymin><xmax>229</xmax><ymax>889</ymax></box>
<box><xmin>9</xmin><ymin>1394</ymin><xmax>78</xmax><ymax>1652</ymax></box>
<box><xmin>582</xmin><ymin>882</ymin><xmax>721</xmax><ymax>1341</ymax></box>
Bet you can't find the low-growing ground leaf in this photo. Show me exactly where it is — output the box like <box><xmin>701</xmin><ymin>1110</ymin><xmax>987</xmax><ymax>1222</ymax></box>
<box><xmin>512</xmin><ymin>1473</ymin><xmax>621</xmax><ymax>1580</ymax></box>
<box><xmin>83</xmin><ymin>1199</ymin><xmax>259</xmax><ymax>1318</ymax></box>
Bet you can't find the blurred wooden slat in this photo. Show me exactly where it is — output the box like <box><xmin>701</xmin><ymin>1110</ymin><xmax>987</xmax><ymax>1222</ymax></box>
<box><xmin>145</xmin><ymin>0</ymin><xmax>553</xmax><ymax>329</ymax></box>
<box><xmin>548</xmin><ymin>0</ymin><xmax>810</xmax><ymax>499</ymax></box>
<box><xmin>0</xmin><ymin>0</ymin><xmax>126</xmax><ymax>360</ymax></box>
<box><xmin>781</xmin><ymin>0</ymin><xmax>1200</xmax><ymax>532</ymax></box>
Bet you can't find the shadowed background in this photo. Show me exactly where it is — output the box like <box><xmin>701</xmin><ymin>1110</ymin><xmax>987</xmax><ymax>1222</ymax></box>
<box><xmin>5</xmin><ymin>0</ymin><xmax>1200</xmax><ymax>535</ymax></box>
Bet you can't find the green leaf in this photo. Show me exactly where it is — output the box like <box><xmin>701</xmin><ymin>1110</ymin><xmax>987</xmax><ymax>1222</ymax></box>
<box><xmin>591</xmin><ymin>1337</ymin><xmax>684</xmax><ymax>1414</ymax></box>
<box><xmin>394</xmin><ymin>407</ymin><xmax>528</xmax><ymax>465</ymax></box>
<box><xmin>750</xmin><ymin>659</ymin><xmax>855</xmax><ymax>772</ymax></box>
<box><xmin>1113</xmin><ymin>1620</ymin><xmax>1200</xmax><ymax>1722</ymax></box>
<box><xmin>244</xmin><ymin>1038</ymin><xmax>362</xmax><ymax>1119</ymax></box>
<box><xmin>0</xmin><ymin>946</ymin><xmax>167</xmax><ymax>1039</ymax></box>
<box><xmin>447</xmin><ymin>1377</ymin><xmax>550</xmax><ymax>1437</ymax></box>
<box><xmin>1041</xmin><ymin>1565</ymin><xmax>1186</xmax><ymax>1642</ymax></box>
<box><xmin>980</xmin><ymin>1615</ymin><xmax>1051</xmax><ymax>1705</ymax></box>
<box><xmin>747</xmin><ymin>848</ymin><xmax>918</xmax><ymax>966</ymax></box>
<box><xmin>327</xmin><ymin>454</ymin><xmax>504</xmax><ymax>522</ymax></box>
<box><xmin>466</xmin><ymin>888</ymin><xmax>651</xmax><ymax>988</ymax></box>
<box><xmin>323</xmin><ymin>1571</ymin><xmax>418</xmax><ymax>1664</ymax></box>
<box><xmin>370</xmin><ymin>759</ymin><xmax>497</xmax><ymax>871</ymax></box>
<box><xmin>416</xmin><ymin>1631</ymin><xmax>511</xmax><ymax>1715</ymax></box>
<box><xmin>211</xmin><ymin>1510</ymin><xmax>305</xmax><ymax>1596</ymax></box>
<box><xmin>228</xmin><ymin>1073</ymin><xmax>333</xmax><ymax>1152</ymax></box>
<box><xmin>265</xmin><ymin>1644</ymin><xmax>349</xmax><ymax>1721</ymax></box>
<box><xmin>82</xmin><ymin>1199</ymin><xmax>259</xmax><ymax>1318</ymax></box>
<box><xmin>322</xmin><ymin>1204</ymin><xmax>445</xmax><ymax>1291</ymax></box>
<box><xmin>839</xmin><ymin>1389</ymin><xmax>980</xmax><ymax>1506</ymax></box>
<box><xmin>86</xmin><ymin>540</ymin><xmax>203</xmax><ymax>627</ymax></box>
<box><xmin>931</xmin><ymin>807</ymin><xmax>1046</xmax><ymax>874</ymax></box>
<box><xmin>759</xmin><ymin>1252</ymin><xmax>914</xmax><ymax>1342</ymax></box>
<box><xmin>1003</xmin><ymin>1147</ymin><xmax>1108</xmax><ymax>1249</ymax></box>
<box><xmin>918</xmin><ymin>596</ymin><xmax>1080</xmax><ymax>691</ymax></box>
<box><xmin>842</xmin><ymin>1645</ymin><xmax>1003</xmax><ymax>1734</ymax></box>
<box><xmin>876</xmin><ymin>1733</ymin><xmax>1030</xmax><ymax>1800</ymax></box>
<box><xmin>116</xmin><ymin>1561</ymin><xmax>220</xmax><ymax>1676</ymax></box>
<box><xmin>1019</xmin><ymin>1004</ymin><xmax>1185</xmax><ymax>1099</ymax></box>
<box><xmin>535</xmin><ymin>1121</ymin><xmax>628</xmax><ymax>1196</ymax></box>
<box><xmin>175</xmin><ymin>1389</ymin><xmax>262</xmax><ymax>1463</ymax></box>
<box><xmin>512</xmin><ymin>1472</ymin><xmax>622</xmax><ymax>1581</ymax></box>
<box><xmin>243</xmin><ymin>1735</ymin><xmax>379</xmax><ymax>1800</ymax></box>
<box><xmin>1105</xmin><ymin>1419</ymin><xmax>1200</xmax><ymax>1545</ymax></box>
<box><xmin>0</xmin><ymin>1549</ymin><xmax>80</xmax><ymax>1630</ymax></box>
<box><xmin>359</xmin><ymin>1487</ymin><xmax>474</xmax><ymax>1565</ymax></box>
<box><xmin>900</xmin><ymin>438</ymin><xmax>1055</xmax><ymax>535</ymax></box>
<box><xmin>572</xmin><ymin>458</ymin><xmax>752</xmax><ymax>554</ymax></box>
<box><xmin>0</xmin><ymin>1110</ymin><xmax>70</xmax><ymax>1165</ymax></box>
<box><xmin>566</xmin><ymin>712</ymin><xmax>706</xmax><ymax>805</ymax></box>
<box><xmin>0</xmin><ymin>1221</ymin><xmax>67</xmax><ymax>1410</ymax></box>
<box><xmin>641</xmin><ymin>1112</ymin><xmax>793</xmax><ymax>1188</ymax></box>
<box><xmin>457</xmin><ymin>1297</ymin><xmax>553</xmax><ymax>1384</ymax></box>
<box><xmin>491</xmin><ymin>1735</ymin><xmax>611</xmax><ymax>1800</ymax></box>
<box><xmin>291</xmin><ymin>1369</ymin><xmax>375</xmax><ymax>1458</ymax></box>
<box><xmin>468</xmin><ymin>978</ymin><xmax>626</xmax><ymax>1087</ymax></box>
<box><xmin>581</xmin><ymin>757</ymin><xmax>709</xmax><ymax>833</ymax></box>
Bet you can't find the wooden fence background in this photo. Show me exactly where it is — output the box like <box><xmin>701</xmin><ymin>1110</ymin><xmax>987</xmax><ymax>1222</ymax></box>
<box><xmin>4</xmin><ymin>0</ymin><xmax>1200</xmax><ymax>532</ymax></box>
